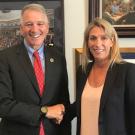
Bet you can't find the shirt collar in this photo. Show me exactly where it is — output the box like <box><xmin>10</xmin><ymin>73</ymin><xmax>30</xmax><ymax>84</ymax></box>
<box><xmin>24</xmin><ymin>39</ymin><xmax>44</xmax><ymax>59</ymax></box>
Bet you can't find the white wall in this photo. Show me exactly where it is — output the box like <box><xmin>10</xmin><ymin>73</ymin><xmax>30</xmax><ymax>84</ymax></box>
<box><xmin>64</xmin><ymin>0</ymin><xmax>135</xmax><ymax>134</ymax></box>
<box><xmin>64</xmin><ymin>0</ymin><xmax>88</xmax><ymax>102</ymax></box>
<box><xmin>64</xmin><ymin>0</ymin><xmax>88</xmax><ymax>134</ymax></box>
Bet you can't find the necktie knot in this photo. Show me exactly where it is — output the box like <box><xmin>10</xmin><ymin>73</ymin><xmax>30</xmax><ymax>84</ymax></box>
<box><xmin>33</xmin><ymin>51</ymin><xmax>40</xmax><ymax>60</ymax></box>
<box><xmin>33</xmin><ymin>50</ymin><xmax>38</xmax><ymax>56</ymax></box>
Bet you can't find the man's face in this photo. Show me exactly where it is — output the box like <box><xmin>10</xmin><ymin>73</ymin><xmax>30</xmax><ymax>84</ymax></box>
<box><xmin>20</xmin><ymin>9</ymin><xmax>49</xmax><ymax>49</ymax></box>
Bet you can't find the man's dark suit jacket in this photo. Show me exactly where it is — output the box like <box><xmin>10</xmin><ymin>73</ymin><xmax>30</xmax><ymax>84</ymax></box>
<box><xmin>0</xmin><ymin>43</ymin><xmax>71</xmax><ymax>135</ymax></box>
<box><xmin>70</xmin><ymin>62</ymin><xmax>135</xmax><ymax>135</ymax></box>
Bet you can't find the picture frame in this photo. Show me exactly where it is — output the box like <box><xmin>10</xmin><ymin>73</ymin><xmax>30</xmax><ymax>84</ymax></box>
<box><xmin>0</xmin><ymin>0</ymin><xmax>65</xmax><ymax>53</ymax></box>
<box><xmin>75</xmin><ymin>47</ymin><xmax>135</xmax><ymax>70</ymax></box>
<box><xmin>120</xmin><ymin>48</ymin><xmax>135</xmax><ymax>63</ymax></box>
<box><xmin>89</xmin><ymin>0</ymin><xmax>135</xmax><ymax>37</ymax></box>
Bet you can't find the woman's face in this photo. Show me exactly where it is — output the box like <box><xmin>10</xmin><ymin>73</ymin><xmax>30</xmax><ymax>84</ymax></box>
<box><xmin>88</xmin><ymin>26</ymin><xmax>113</xmax><ymax>63</ymax></box>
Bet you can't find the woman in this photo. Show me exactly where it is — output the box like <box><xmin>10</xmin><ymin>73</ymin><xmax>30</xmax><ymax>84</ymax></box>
<box><xmin>70</xmin><ymin>18</ymin><xmax>135</xmax><ymax>135</ymax></box>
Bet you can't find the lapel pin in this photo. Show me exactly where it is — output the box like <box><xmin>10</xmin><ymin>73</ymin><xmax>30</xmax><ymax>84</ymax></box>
<box><xmin>50</xmin><ymin>58</ymin><xmax>54</xmax><ymax>63</ymax></box>
<box><xmin>48</xmin><ymin>43</ymin><xmax>54</xmax><ymax>47</ymax></box>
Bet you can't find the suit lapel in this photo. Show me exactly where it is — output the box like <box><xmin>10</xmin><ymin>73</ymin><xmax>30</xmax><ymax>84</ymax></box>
<box><xmin>79</xmin><ymin>63</ymin><xmax>93</xmax><ymax>99</ymax></box>
<box><xmin>41</xmin><ymin>46</ymin><xmax>55</xmax><ymax>100</ymax></box>
<box><xmin>99</xmin><ymin>64</ymin><xmax>119</xmax><ymax>113</ymax></box>
<box><xmin>16</xmin><ymin>43</ymin><xmax>40</xmax><ymax>96</ymax></box>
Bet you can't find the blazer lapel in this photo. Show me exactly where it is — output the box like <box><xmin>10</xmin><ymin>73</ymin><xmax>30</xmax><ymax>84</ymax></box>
<box><xmin>41</xmin><ymin>46</ymin><xmax>55</xmax><ymax>101</ymax></box>
<box><xmin>16</xmin><ymin>43</ymin><xmax>40</xmax><ymax>96</ymax></box>
<box><xmin>79</xmin><ymin>63</ymin><xmax>93</xmax><ymax>98</ymax></box>
<box><xmin>99</xmin><ymin>64</ymin><xmax>119</xmax><ymax>112</ymax></box>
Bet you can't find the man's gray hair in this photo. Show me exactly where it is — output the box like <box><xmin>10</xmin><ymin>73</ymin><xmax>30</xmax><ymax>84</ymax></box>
<box><xmin>20</xmin><ymin>3</ymin><xmax>49</xmax><ymax>24</ymax></box>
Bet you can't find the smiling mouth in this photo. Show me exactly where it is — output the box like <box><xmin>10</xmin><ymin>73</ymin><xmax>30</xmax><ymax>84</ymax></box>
<box><xmin>94</xmin><ymin>49</ymin><xmax>104</xmax><ymax>53</ymax></box>
<box><xmin>91</xmin><ymin>48</ymin><xmax>104</xmax><ymax>53</ymax></box>
<box><xmin>29</xmin><ymin>33</ymin><xmax>41</xmax><ymax>38</ymax></box>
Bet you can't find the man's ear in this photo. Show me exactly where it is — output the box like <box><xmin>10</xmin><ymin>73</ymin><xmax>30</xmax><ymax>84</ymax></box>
<box><xmin>46</xmin><ymin>24</ymin><xmax>49</xmax><ymax>34</ymax></box>
<box><xmin>20</xmin><ymin>25</ymin><xmax>24</xmax><ymax>36</ymax></box>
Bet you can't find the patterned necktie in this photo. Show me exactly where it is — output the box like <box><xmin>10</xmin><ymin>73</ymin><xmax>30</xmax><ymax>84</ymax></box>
<box><xmin>33</xmin><ymin>51</ymin><xmax>44</xmax><ymax>95</ymax></box>
<box><xmin>33</xmin><ymin>51</ymin><xmax>45</xmax><ymax>135</ymax></box>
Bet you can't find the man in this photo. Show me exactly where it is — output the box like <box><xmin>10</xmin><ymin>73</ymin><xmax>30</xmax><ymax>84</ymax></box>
<box><xmin>0</xmin><ymin>3</ymin><xmax>71</xmax><ymax>135</ymax></box>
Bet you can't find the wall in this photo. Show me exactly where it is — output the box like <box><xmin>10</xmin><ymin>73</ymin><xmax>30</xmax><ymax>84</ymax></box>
<box><xmin>64</xmin><ymin>0</ymin><xmax>135</xmax><ymax>134</ymax></box>
<box><xmin>64</xmin><ymin>0</ymin><xmax>88</xmax><ymax>134</ymax></box>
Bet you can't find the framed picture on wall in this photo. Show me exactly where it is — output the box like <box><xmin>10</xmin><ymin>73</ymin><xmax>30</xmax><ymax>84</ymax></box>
<box><xmin>120</xmin><ymin>48</ymin><xmax>135</xmax><ymax>63</ymax></box>
<box><xmin>75</xmin><ymin>47</ymin><xmax>135</xmax><ymax>70</ymax></box>
<box><xmin>0</xmin><ymin>0</ymin><xmax>65</xmax><ymax>53</ymax></box>
<box><xmin>89</xmin><ymin>0</ymin><xmax>135</xmax><ymax>37</ymax></box>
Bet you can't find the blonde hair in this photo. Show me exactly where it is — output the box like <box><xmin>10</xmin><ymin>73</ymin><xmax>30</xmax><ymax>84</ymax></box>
<box><xmin>82</xmin><ymin>18</ymin><xmax>123</xmax><ymax>71</ymax></box>
<box><xmin>20</xmin><ymin>3</ymin><xmax>49</xmax><ymax>24</ymax></box>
